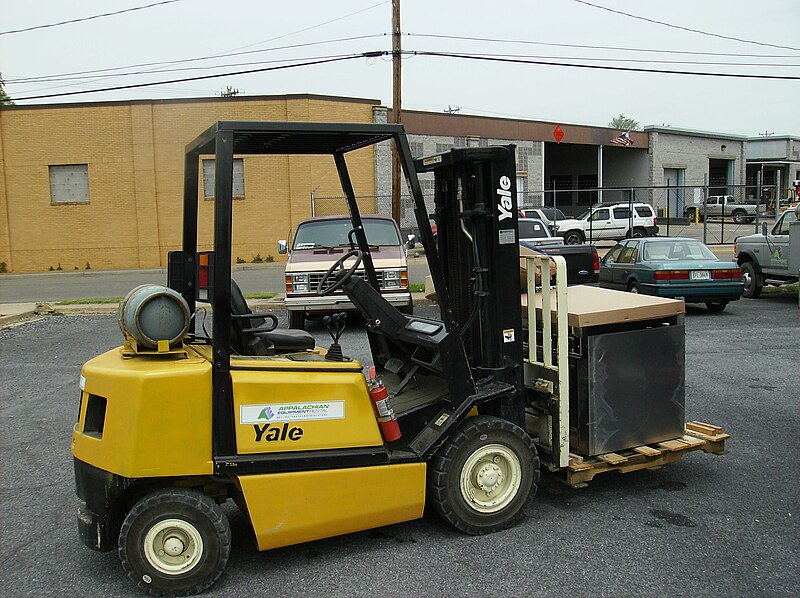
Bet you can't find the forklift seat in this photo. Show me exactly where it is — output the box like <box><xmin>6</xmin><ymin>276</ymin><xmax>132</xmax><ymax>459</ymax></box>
<box><xmin>230</xmin><ymin>280</ymin><xmax>315</xmax><ymax>355</ymax></box>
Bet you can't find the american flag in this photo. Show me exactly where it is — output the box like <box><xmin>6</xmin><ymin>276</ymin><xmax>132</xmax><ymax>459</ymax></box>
<box><xmin>611</xmin><ymin>131</ymin><xmax>634</xmax><ymax>146</ymax></box>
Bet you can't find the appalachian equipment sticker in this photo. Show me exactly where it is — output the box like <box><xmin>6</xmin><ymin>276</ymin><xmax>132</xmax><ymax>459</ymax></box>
<box><xmin>240</xmin><ymin>401</ymin><xmax>345</xmax><ymax>424</ymax></box>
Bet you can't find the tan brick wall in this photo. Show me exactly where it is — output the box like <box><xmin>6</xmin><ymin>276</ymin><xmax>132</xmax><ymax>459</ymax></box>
<box><xmin>0</xmin><ymin>95</ymin><xmax>377</xmax><ymax>272</ymax></box>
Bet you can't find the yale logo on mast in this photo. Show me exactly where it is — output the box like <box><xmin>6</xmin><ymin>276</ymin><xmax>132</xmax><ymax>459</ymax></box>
<box><xmin>497</xmin><ymin>175</ymin><xmax>514</xmax><ymax>221</ymax></box>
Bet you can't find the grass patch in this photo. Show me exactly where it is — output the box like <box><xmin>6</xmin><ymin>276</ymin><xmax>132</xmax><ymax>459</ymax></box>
<box><xmin>763</xmin><ymin>283</ymin><xmax>799</xmax><ymax>295</ymax></box>
<box><xmin>409</xmin><ymin>282</ymin><xmax>425</xmax><ymax>293</ymax></box>
<box><xmin>244</xmin><ymin>292</ymin><xmax>278</xmax><ymax>299</ymax></box>
<box><xmin>58</xmin><ymin>297</ymin><xmax>123</xmax><ymax>305</ymax></box>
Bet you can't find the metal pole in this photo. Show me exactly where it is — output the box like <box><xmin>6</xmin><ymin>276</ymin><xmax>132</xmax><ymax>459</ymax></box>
<box><xmin>311</xmin><ymin>190</ymin><xmax>316</xmax><ymax>217</ymax></box>
<box><xmin>703</xmin><ymin>173</ymin><xmax>708</xmax><ymax>244</ymax></box>
<box><xmin>597</xmin><ymin>145</ymin><xmax>603</xmax><ymax>205</ymax></box>
<box><xmin>665</xmin><ymin>180</ymin><xmax>670</xmax><ymax>237</ymax></box>
<box><xmin>390</xmin><ymin>0</ymin><xmax>402</xmax><ymax>223</ymax></box>
<box><xmin>776</xmin><ymin>170</ymin><xmax>782</xmax><ymax>216</ymax></box>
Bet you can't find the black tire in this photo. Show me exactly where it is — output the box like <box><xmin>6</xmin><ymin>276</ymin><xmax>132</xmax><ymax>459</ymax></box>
<box><xmin>564</xmin><ymin>231</ymin><xmax>584</xmax><ymax>245</ymax></box>
<box><xmin>631</xmin><ymin>227</ymin><xmax>646</xmax><ymax>238</ymax></box>
<box><xmin>705</xmin><ymin>301</ymin><xmax>728</xmax><ymax>312</ymax></box>
<box><xmin>288</xmin><ymin>310</ymin><xmax>305</xmax><ymax>330</ymax></box>
<box><xmin>428</xmin><ymin>415</ymin><xmax>539</xmax><ymax>536</ymax></box>
<box><xmin>732</xmin><ymin>210</ymin><xmax>748</xmax><ymax>224</ymax></box>
<box><xmin>685</xmin><ymin>207</ymin><xmax>702</xmax><ymax>222</ymax></box>
<box><xmin>740</xmin><ymin>261</ymin><xmax>762</xmax><ymax>299</ymax></box>
<box><xmin>628</xmin><ymin>280</ymin><xmax>640</xmax><ymax>294</ymax></box>
<box><xmin>119</xmin><ymin>489</ymin><xmax>231</xmax><ymax>597</ymax></box>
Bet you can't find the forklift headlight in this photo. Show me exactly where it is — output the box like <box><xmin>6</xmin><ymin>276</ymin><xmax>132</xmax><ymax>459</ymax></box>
<box><xmin>292</xmin><ymin>274</ymin><xmax>309</xmax><ymax>293</ymax></box>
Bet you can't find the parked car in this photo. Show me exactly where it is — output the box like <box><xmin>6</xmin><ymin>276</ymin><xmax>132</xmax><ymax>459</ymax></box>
<box><xmin>282</xmin><ymin>216</ymin><xmax>413</xmax><ymax>329</ymax></box>
<box><xmin>554</xmin><ymin>202</ymin><xmax>658</xmax><ymax>245</ymax></box>
<box><xmin>520</xmin><ymin>207</ymin><xmax>567</xmax><ymax>233</ymax></box>
<box><xmin>684</xmin><ymin>195</ymin><xmax>766</xmax><ymax>224</ymax></box>
<box><xmin>599</xmin><ymin>237</ymin><xmax>743</xmax><ymax>312</ymax></box>
<box><xmin>518</xmin><ymin>218</ymin><xmax>599</xmax><ymax>285</ymax></box>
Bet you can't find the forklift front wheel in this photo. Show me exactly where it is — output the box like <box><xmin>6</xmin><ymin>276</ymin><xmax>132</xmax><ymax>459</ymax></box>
<box><xmin>428</xmin><ymin>416</ymin><xmax>539</xmax><ymax>535</ymax></box>
<box><xmin>119</xmin><ymin>488</ymin><xmax>231</xmax><ymax>596</ymax></box>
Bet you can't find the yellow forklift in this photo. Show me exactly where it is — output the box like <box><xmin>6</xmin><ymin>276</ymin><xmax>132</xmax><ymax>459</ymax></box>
<box><xmin>72</xmin><ymin>122</ymin><xmax>726</xmax><ymax>596</ymax></box>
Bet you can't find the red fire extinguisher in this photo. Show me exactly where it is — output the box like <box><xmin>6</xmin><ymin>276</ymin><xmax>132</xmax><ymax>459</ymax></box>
<box><xmin>368</xmin><ymin>368</ymin><xmax>402</xmax><ymax>442</ymax></box>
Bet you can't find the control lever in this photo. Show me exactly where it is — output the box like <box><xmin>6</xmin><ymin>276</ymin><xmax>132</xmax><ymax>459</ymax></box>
<box><xmin>323</xmin><ymin>312</ymin><xmax>347</xmax><ymax>361</ymax></box>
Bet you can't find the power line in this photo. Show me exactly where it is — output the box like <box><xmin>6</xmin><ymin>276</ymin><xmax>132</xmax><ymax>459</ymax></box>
<box><xmin>7</xmin><ymin>35</ymin><xmax>386</xmax><ymax>84</ymax></box>
<box><xmin>571</xmin><ymin>0</ymin><xmax>800</xmax><ymax>52</ymax></box>
<box><xmin>412</xmin><ymin>49</ymin><xmax>799</xmax><ymax>69</ymax></box>
<box><xmin>407</xmin><ymin>51</ymin><xmax>800</xmax><ymax>80</ymax></box>
<box><xmin>408</xmin><ymin>32</ymin><xmax>800</xmax><ymax>59</ymax></box>
<box><xmin>0</xmin><ymin>0</ymin><xmax>186</xmax><ymax>36</ymax></box>
<box><xmin>12</xmin><ymin>53</ymin><xmax>377</xmax><ymax>101</ymax></box>
<box><xmin>11</xmin><ymin>53</ymin><xmax>365</xmax><ymax>96</ymax></box>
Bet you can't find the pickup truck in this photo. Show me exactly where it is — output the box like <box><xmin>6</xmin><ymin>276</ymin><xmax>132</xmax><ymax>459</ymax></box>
<box><xmin>735</xmin><ymin>205</ymin><xmax>800</xmax><ymax>297</ymax></box>
<box><xmin>684</xmin><ymin>195</ymin><xmax>766</xmax><ymax>224</ymax></box>
<box><xmin>519</xmin><ymin>218</ymin><xmax>599</xmax><ymax>285</ymax></box>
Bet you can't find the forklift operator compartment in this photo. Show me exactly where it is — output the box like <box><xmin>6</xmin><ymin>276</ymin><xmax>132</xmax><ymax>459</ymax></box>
<box><xmin>71</xmin><ymin>121</ymin><xmax>727</xmax><ymax>596</ymax></box>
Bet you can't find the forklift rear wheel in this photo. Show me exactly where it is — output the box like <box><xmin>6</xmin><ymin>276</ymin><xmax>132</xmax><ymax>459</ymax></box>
<box><xmin>428</xmin><ymin>415</ymin><xmax>539</xmax><ymax>535</ymax></box>
<box><xmin>119</xmin><ymin>488</ymin><xmax>231</xmax><ymax>596</ymax></box>
<box><xmin>288</xmin><ymin>310</ymin><xmax>305</xmax><ymax>330</ymax></box>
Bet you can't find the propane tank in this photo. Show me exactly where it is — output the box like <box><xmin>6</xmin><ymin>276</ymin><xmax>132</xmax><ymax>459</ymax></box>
<box><xmin>118</xmin><ymin>284</ymin><xmax>190</xmax><ymax>349</ymax></box>
<box><xmin>367</xmin><ymin>370</ymin><xmax>402</xmax><ymax>442</ymax></box>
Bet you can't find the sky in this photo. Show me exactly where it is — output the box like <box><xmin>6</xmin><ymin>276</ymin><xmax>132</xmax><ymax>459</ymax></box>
<box><xmin>1</xmin><ymin>0</ymin><xmax>798</xmax><ymax>137</ymax></box>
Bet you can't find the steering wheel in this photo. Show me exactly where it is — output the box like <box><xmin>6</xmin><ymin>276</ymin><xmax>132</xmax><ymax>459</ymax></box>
<box><xmin>317</xmin><ymin>250</ymin><xmax>363</xmax><ymax>296</ymax></box>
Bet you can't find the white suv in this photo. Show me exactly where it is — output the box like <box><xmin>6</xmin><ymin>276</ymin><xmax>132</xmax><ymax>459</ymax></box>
<box><xmin>554</xmin><ymin>202</ymin><xmax>658</xmax><ymax>245</ymax></box>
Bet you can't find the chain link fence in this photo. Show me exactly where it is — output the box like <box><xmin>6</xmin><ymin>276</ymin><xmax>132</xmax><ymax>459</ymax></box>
<box><xmin>310</xmin><ymin>183</ymin><xmax>792</xmax><ymax>246</ymax></box>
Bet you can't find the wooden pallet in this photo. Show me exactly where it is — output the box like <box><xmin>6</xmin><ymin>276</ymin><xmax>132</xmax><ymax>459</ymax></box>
<box><xmin>553</xmin><ymin>421</ymin><xmax>728</xmax><ymax>488</ymax></box>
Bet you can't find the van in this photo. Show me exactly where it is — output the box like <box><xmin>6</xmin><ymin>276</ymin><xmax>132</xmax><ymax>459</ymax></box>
<box><xmin>282</xmin><ymin>215</ymin><xmax>412</xmax><ymax>329</ymax></box>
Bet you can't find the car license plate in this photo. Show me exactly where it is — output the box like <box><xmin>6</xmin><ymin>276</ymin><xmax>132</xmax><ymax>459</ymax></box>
<box><xmin>691</xmin><ymin>270</ymin><xmax>710</xmax><ymax>280</ymax></box>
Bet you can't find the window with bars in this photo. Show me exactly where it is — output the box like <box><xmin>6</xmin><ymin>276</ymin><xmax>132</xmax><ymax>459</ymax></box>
<box><xmin>409</xmin><ymin>141</ymin><xmax>424</xmax><ymax>158</ymax></box>
<box><xmin>203</xmin><ymin>158</ymin><xmax>245</xmax><ymax>199</ymax></box>
<box><xmin>516</xmin><ymin>146</ymin><xmax>534</xmax><ymax>170</ymax></box>
<box><xmin>49</xmin><ymin>164</ymin><xmax>90</xmax><ymax>204</ymax></box>
<box><xmin>453</xmin><ymin>137</ymin><xmax>466</xmax><ymax>147</ymax></box>
<box><xmin>435</xmin><ymin>142</ymin><xmax>451</xmax><ymax>154</ymax></box>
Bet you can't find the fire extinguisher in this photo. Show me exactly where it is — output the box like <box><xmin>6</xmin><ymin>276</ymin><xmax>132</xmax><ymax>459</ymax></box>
<box><xmin>368</xmin><ymin>368</ymin><xmax>402</xmax><ymax>442</ymax></box>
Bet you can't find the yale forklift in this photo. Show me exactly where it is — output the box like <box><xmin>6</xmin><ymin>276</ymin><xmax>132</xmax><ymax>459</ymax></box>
<box><xmin>72</xmin><ymin>122</ymin><xmax>542</xmax><ymax>595</ymax></box>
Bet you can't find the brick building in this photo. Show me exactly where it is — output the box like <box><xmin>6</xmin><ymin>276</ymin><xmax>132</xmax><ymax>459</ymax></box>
<box><xmin>0</xmin><ymin>94</ymin><xmax>378</xmax><ymax>273</ymax></box>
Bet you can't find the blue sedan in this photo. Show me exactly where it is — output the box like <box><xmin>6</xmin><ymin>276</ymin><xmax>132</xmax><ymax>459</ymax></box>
<box><xmin>599</xmin><ymin>237</ymin><xmax>744</xmax><ymax>312</ymax></box>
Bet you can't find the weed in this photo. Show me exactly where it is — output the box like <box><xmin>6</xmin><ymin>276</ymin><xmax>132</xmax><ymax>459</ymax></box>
<box><xmin>56</xmin><ymin>263</ymin><xmax>62</xmax><ymax>271</ymax></box>
<box><xmin>236</xmin><ymin>256</ymin><xmax>246</xmax><ymax>264</ymax></box>
<box><xmin>409</xmin><ymin>282</ymin><xmax>426</xmax><ymax>293</ymax></box>
<box><xmin>85</xmin><ymin>262</ymin><xmax>91</xmax><ymax>270</ymax></box>
<box><xmin>266</xmin><ymin>254</ymin><xmax>274</xmax><ymax>263</ymax></box>
<box><xmin>251</xmin><ymin>253</ymin><xmax>264</xmax><ymax>263</ymax></box>
<box><xmin>0</xmin><ymin>261</ymin><xmax>6</xmax><ymax>273</ymax></box>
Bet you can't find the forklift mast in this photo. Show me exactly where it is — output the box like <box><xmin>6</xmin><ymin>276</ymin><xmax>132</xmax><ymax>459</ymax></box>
<box><xmin>416</xmin><ymin>146</ymin><xmax>525</xmax><ymax>425</ymax></box>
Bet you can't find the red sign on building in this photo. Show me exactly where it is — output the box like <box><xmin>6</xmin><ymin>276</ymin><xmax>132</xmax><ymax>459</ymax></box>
<box><xmin>553</xmin><ymin>125</ymin><xmax>564</xmax><ymax>144</ymax></box>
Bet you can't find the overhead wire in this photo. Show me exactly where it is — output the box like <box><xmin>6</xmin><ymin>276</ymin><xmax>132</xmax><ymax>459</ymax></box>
<box><xmin>571</xmin><ymin>0</ymin><xmax>800</xmax><ymax>52</ymax></box>
<box><xmin>0</xmin><ymin>0</ymin><xmax>186</xmax><ymax>36</ymax></box>
<box><xmin>11</xmin><ymin>53</ymin><xmax>380</xmax><ymax>101</ymax></box>
<box><xmin>405</xmin><ymin>50</ymin><xmax>800</xmax><ymax>80</ymax></box>
<box><xmin>407</xmin><ymin>32</ymin><xmax>800</xmax><ymax>59</ymax></box>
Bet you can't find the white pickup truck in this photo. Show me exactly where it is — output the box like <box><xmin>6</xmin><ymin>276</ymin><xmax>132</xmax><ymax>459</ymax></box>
<box><xmin>735</xmin><ymin>205</ymin><xmax>800</xmax><ymax>297</ymax></box>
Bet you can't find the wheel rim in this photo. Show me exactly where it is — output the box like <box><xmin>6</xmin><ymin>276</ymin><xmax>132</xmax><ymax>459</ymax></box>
<box><xmin>741</xmin><ymin>268</ymin><xmax>752</xmax><ymax>291</ymax></box>
<box><xmin>629</xmin><ymin>283</ymin><xmax>639</xmax><ymax>293</ymax></box>
<box><xmin>459</xmin><ymin>443</ymin><xmax>521</xmax><ymax>514</ymax></box>
<box><xmin>143</xmin><ymin>519</ymin><xmax>204</xmax><ymax>576</ymax></box>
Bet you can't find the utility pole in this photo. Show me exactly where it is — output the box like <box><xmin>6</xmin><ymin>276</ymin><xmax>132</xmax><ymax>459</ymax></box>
<box><xmin>391</xmin><ymin>0</ymin><xmax>402</xmax><ymax>223</ymax></box>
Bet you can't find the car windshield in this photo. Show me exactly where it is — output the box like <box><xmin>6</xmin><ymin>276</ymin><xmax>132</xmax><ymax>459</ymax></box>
<box><xmin>642</xmin><ymin>240</ymin><xmax>718</xmax><ymax>261</ymax></box>
<box><xmin>541</xmin><ymin>208</ymin><xmax>566</xmax><ymax>220</ymax></box>
<box><xmin>293</xmin><ymin>218</ymin><xmax>400</xmax><ymax>249</ymax></box>
<box><xmin>576</xmin><ymin>209</ymin><xmax>591</xmax><ymax>220</ymax></box>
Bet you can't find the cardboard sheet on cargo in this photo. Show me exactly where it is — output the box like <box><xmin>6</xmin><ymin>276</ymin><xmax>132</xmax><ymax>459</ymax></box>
<box><xmin>522</xmin><ymin>285</ymin><xmax>684</xmax><ymax>328</ymax></box>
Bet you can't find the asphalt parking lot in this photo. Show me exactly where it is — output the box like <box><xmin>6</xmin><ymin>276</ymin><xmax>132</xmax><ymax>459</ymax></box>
<box><xmin>0</xmin><ymin>294</ymin><xmax>798</xmax><ymax>598</ymax></box>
